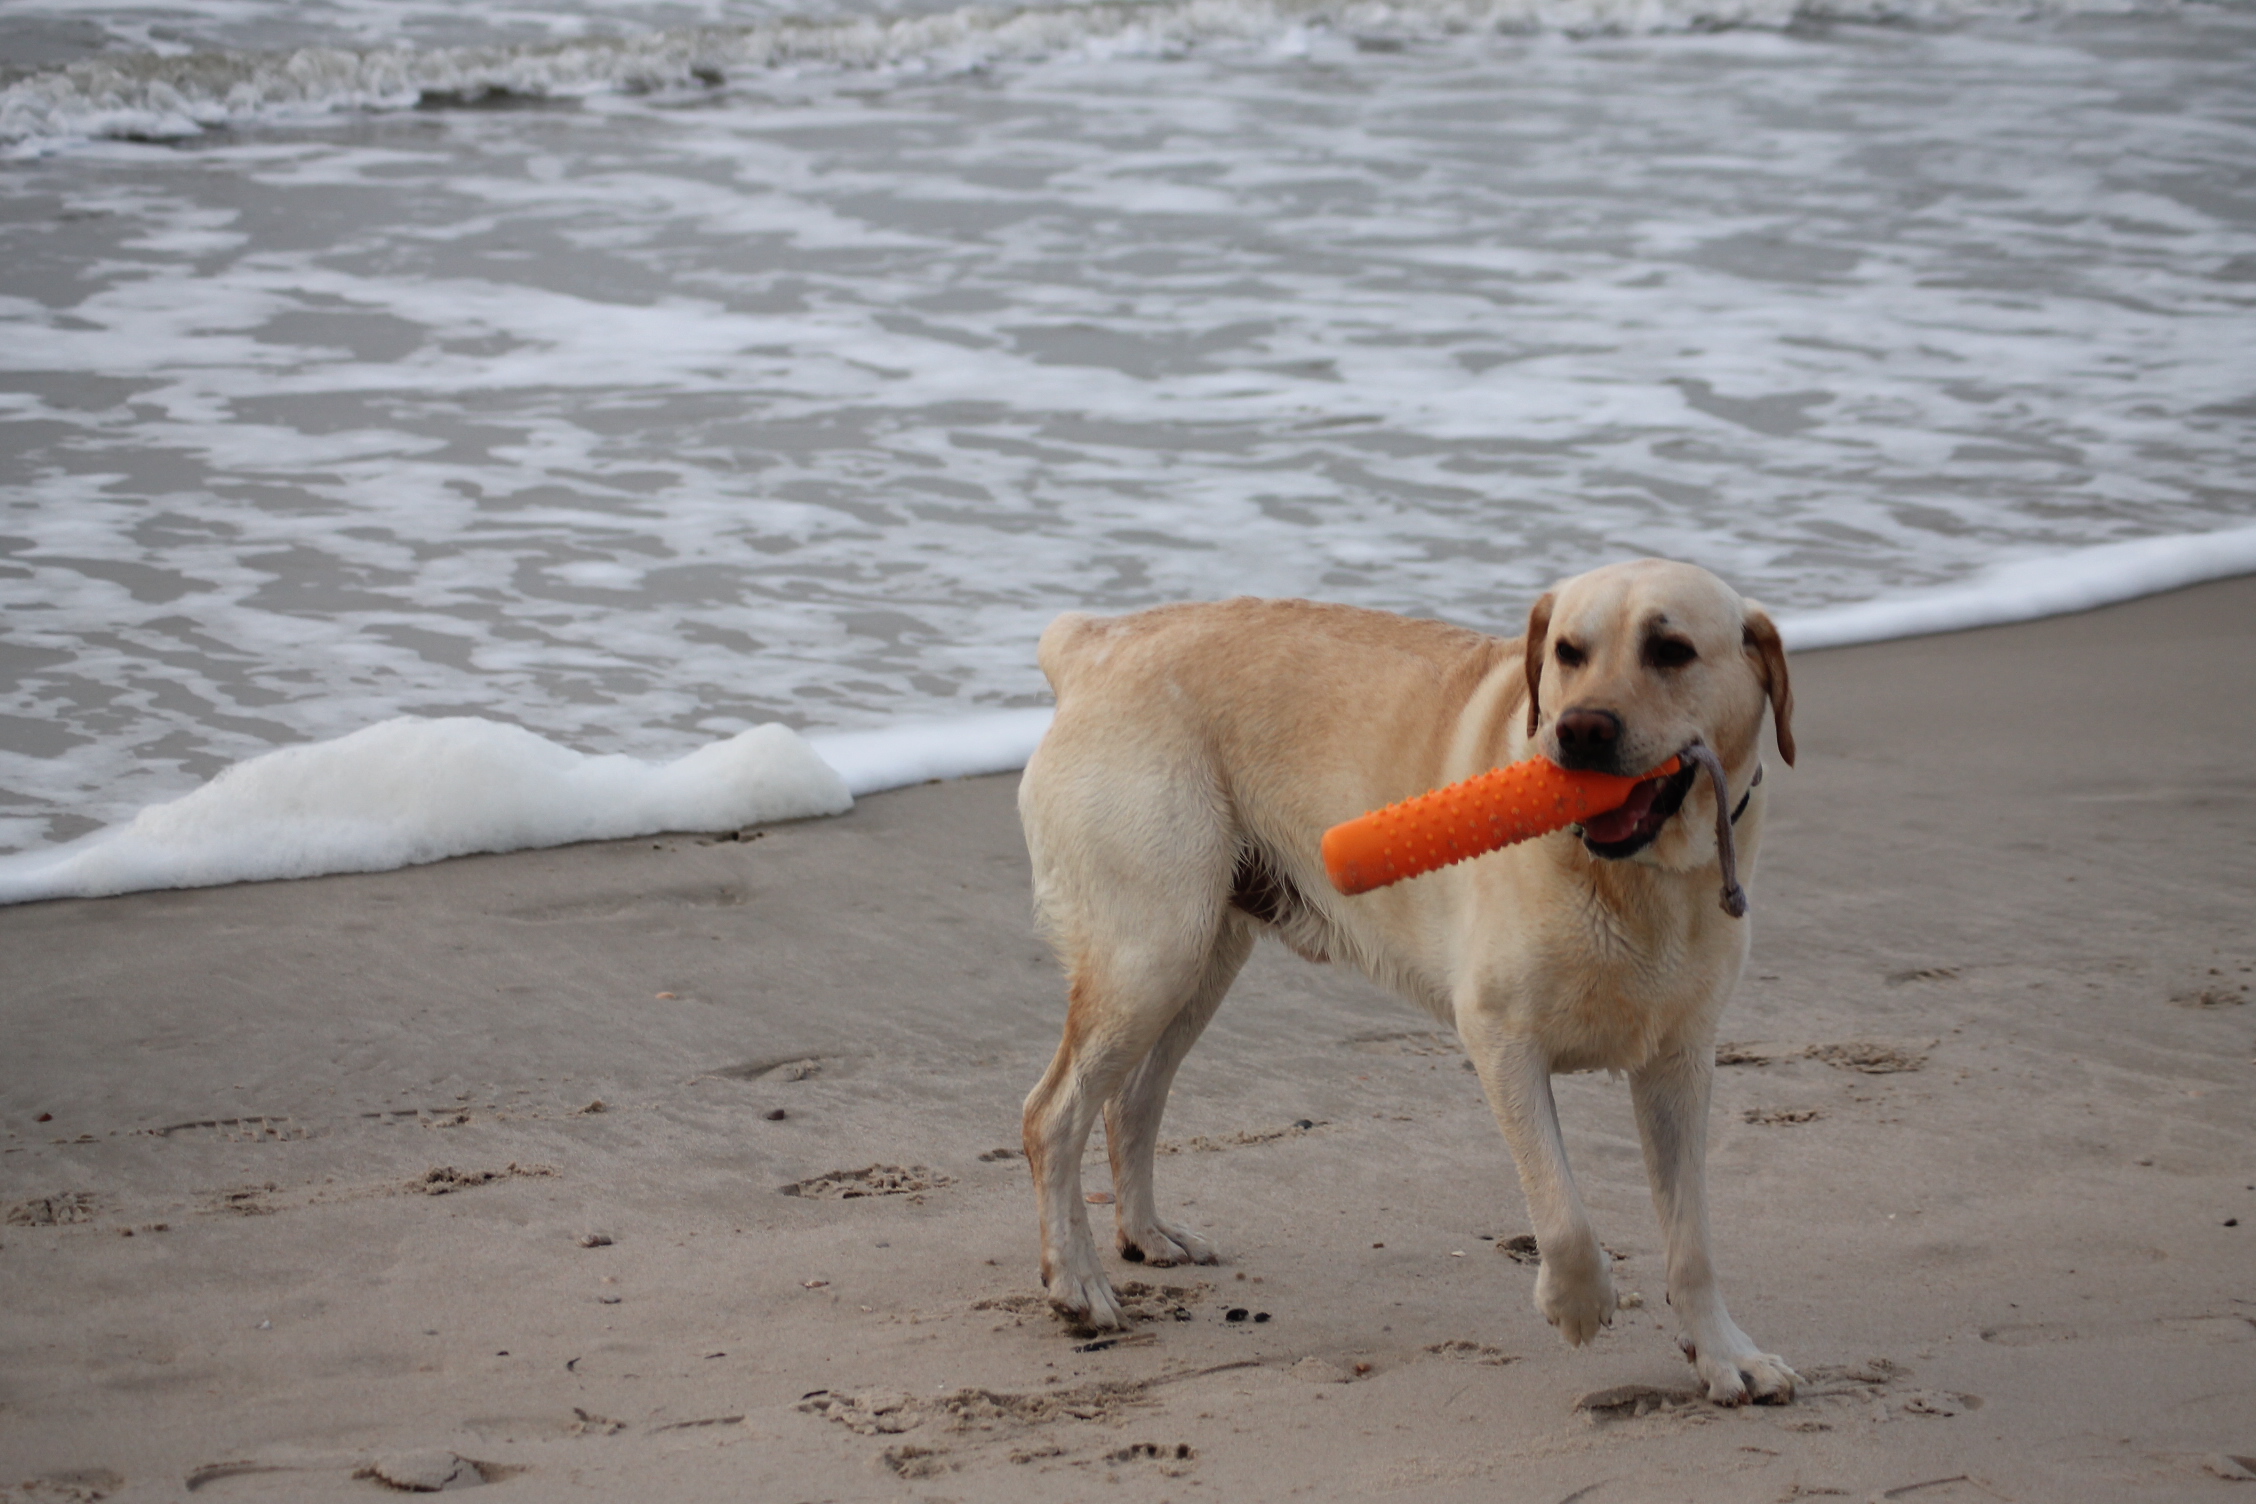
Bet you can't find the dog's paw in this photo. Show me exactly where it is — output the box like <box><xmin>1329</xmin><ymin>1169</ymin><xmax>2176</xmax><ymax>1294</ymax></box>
<box><xmin>1679</xmin><ymin>1334</ymin><xmax>1800</xmax><ymax>1405</ymax></box>
<box><xmin>1534</xmin><ymin>1247</ymin><xmax>1616</xmax><ymax>1346</ymax></box>
<box><xmin>1045</xmin><ymin>1266</ymin><xmax>1127</xmax><ymax>1330</ymax></box>
<box><xmin>1117</xmin><ymin>1218</ymin><xmax>1218</xmax><ymax>1269</ymax></box>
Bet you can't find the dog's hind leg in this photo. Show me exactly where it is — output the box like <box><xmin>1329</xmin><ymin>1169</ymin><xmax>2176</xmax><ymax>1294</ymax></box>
<box><xmin>1102</xmin><ymin>917</ymin><xmax>1252</xmax><ymax>1268</ymax></box>
<box><xmin>1023</xmin><ymin>933</ymin><xmax>1228</xmax><ymax>1328</ymax></box>
<box><xmin>1017</xmin><ymin>709</ymin><xmax>1236</xmax><ymax>1327</ymax></box>
<box><xmin>1630</xmin><ymin>1041</ymin><xmax>1800</xmax><ymax>1404</ymax></box>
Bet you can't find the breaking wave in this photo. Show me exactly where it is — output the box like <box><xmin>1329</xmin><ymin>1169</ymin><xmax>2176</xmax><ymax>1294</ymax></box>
<box><xmin>0</xmin><ymin>0</ymin><xmax>2192</xmax><ymax>151</ymax></box>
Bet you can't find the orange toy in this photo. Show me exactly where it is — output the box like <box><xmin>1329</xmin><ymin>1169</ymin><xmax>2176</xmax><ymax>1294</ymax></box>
<box><xmin>1322</xmin><ymin>755</ymin><xmax>1684</xmax><ymax>896</ymax></box>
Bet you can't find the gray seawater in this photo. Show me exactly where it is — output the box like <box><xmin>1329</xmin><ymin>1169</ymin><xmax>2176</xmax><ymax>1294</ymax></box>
<box><xmin>2</xmin><ymin>0</ymin><xmax>2252</xmax><ymax>850</ymax></box>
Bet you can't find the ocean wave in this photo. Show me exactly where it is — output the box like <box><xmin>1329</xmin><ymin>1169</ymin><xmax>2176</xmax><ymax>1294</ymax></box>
<box><xmin>1</xmin><ymin>527</ymin><xmax>2248</xmax><ymax>906</ymax></box>
<box><xmin>0</xmin><ymin>0</ymin><xmax>2192</xmax><ymax>150</ymax></box>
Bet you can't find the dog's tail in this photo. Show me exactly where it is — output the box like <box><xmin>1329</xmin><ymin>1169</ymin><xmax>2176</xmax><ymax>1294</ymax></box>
<box><xmin>1034</xmin><ymin>611</ymin><xmax>1104</xmax><ymax>699</ymax></box>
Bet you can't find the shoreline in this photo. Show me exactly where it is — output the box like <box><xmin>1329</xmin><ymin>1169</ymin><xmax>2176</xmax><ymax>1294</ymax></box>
<box><xmin>8</xmin><ymin>531</ymin><xmax>2256</xmax><ymax>908</ymax></box>
<box><xmin>1</xmin><ymin>575</ymin><xmax>2252</xmax><ymax>1501</ymax></box>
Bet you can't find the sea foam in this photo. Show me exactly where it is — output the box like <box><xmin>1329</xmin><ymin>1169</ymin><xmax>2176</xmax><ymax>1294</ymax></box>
<box><xmin>1773</xmin><ymin>525</ymin><xmax>2256</xmax><ymax>651</ymax></box>
<box><xmin>1</xmin><ymin>528</ymin><xmax>2248</xmax><ymax>908</ymax></box>
<box><xmin>808</xmin><ymin>709</ymin><xmax>1058</xmax><ymax>797</ymax></box>
<box><xmin>0</xmin><ymin>717</ymin><xmax>851</xmax><ymax>905</ymax></box>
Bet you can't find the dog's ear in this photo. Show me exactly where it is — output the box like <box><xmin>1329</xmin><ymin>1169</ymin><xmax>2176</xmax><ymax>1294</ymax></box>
<box><xmin>1523</xmin><ymin>591</ymin><xmax>1555</xmax><ymax>739</ymax></box>
<box><xmin>1742</xmin><ymin>603</ymin><xmax>1795</xmax><ymax>767</ymax></box>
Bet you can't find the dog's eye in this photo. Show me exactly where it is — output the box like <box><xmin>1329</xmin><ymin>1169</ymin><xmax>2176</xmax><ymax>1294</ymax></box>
<box><xmin>1645</xmin><ymin>637</ymin><xmax>1697</xmax><ymax>670</ymax></box>
<box><xmin>1554</xmin><ymin>640</ymin><xmax>1586</xmax><ymax>669</ymax></box>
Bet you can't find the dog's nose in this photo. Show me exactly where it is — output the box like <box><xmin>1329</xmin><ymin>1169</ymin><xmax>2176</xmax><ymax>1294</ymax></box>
<box><xmin>1552</xmin><ymin>708</ymin><xmax>1623</xmax><ymax>769</ymax></box>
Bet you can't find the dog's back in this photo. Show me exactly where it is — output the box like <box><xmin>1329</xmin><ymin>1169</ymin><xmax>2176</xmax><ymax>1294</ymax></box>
<box><xmin>1035</xmin><ymin>598</ymin><xmax>1511</xmax><ymax>794</ymax></box>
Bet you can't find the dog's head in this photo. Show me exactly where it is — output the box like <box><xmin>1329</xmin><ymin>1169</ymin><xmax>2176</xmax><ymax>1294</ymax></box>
<box><xmin>1521</xmin><ymin>559</ymin><xmax>1793</xmax><ymax>866</ymax></box>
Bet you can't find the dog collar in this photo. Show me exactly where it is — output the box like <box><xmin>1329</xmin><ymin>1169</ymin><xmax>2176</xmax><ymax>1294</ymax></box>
<box><xmin>1729</xmin><ymin>762</ymin><xmax>1763</xmax><ymax>827</ymax></box>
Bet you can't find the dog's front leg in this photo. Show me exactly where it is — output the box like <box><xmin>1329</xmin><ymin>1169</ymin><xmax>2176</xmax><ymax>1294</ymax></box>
<box><xmin>1629</xmin><ymin>1043</ymin><xmax>1799</xmax><ymax>1404</ymax></box>
<box><xmin>1460</xmin><ymin>1022</ymin><xmax>1615</xmax><ymax>1344</ymax></box>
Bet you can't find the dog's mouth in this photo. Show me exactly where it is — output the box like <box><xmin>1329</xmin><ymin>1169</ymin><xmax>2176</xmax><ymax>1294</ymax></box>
<box><xmin>1578</xmin><ymin>758</ymin><xmax>1699</xmax><ymax>860</ymax></box>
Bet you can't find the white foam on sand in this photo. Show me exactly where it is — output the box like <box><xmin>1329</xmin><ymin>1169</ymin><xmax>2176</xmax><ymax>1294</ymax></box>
<box><xmin>1773</xmin><ymin>525</ymin><xmax>2256</xmax><ymax>651</ymax></box>
<box><xmin>0</xmin><ymin>716</ymin><xmax>852</xmax><ymax>906</ymax></box>
<box><xmin>1</xmin><ymin>528</ymin><xmax>2250</xmax><ymax>907</ymax></box>
<box><xmin>807</xmin><ymin>709</ymin><xmax>1057</xmax><ymax>797</ymax></box>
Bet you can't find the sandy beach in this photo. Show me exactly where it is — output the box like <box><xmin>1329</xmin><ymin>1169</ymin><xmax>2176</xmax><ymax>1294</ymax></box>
<box><xmin>3</xmin><ymin>578</ymin><xmax>2252</xmax><ymax>1503</ymax></box>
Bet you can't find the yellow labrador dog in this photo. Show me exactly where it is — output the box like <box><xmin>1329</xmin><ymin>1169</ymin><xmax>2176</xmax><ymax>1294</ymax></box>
<box><xmin>1017</xmin><ymin>558</ymin><xmax>1799</xmax><ymax>1404</ymax></box>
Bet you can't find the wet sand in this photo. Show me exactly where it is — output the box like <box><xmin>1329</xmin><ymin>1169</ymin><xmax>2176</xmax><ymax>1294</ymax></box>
<box><xmin>3</xmin><ymin>578</ymin><xmax>2253</xmax><ymax>1502</ymax></box>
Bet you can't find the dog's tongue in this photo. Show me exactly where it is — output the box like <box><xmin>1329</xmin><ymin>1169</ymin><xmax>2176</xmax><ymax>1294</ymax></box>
<box><xmin>1581</xmin><ymin>776</ymin><xmax>1662</xmax><ymax>845</ymax></box>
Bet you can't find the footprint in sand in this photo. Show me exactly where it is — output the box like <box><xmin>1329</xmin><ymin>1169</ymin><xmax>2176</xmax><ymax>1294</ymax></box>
<box><xmin>19</xmin><ymin>1468</ymin><xmax>124</xmax><ymax>1503</ymax></box>
<box><xmin>185</xmin><ymin>1460</ymin><xmax>299</xmax><ymax>1492</ymax></box>
<box><xmin>1977</xmin><ymin>1321</ymin><xmax>2079</xmax><ymax>1346</ymax></box>
<box><xmin>1156</xmin><ymin>1121</ymin><xmax>1324</xmax><ymax>1155</ymax></box>
<box><xmin>1866</xmin><ymin>1477</ymin><xmax>2004</xmax><ymax>1501</ymax></box>
<box><xmin>1423</xmin><ymin>1340</ymin><xmax>1516</xmax><ymax>1366</ymax></box>
<box><xmin>355</xmin><ymin>1105</ymin><xmax>491</xmax><ymax>1128</ymax></box>
<box><xmin>206</xmin><ymin>1184</ymin><xmax>281</xmax><ymax>1217</ymax></box>
<box><xmin>1792</xmin><ymin>1357</ymin><xmax>1985</xmax><ymax>1423</ymax></box>
<box><xmin>184</xmin><ymin>1447</ymin><xmax>520</xmax><ymax>1491</ymax></box>
<box><xmin>778</xmin><ymin>1164</ymin><xmax>955</xmax><ymax>1199</ymax></box>
<box><xmin>973</xmin><ymin>1280</ymin><xmax>1208</xmax><ymax>1334</ymax></box>
<box><xmin>880</xmin><ymin>1443</ymin><xmax>951</xmax><ymax>1478</ymax></box>
<box><xmin>1742</xmin><ymin>1107</ymin><xmax>1825</xmax><ymax>1126</ymax></box>
<box><xmin>650</xmin><ymin>1414</ymin><xmax>745</xmax><ymax>1434</ymax></box>
<box><xmin>414</xmin><ymin>1163</ymin><xmax>556</xmax><ymax>1196</ymax></box>
<box><xmin>1574</xmin><ymin>1382</ymin><xmax>1703</xmax><ymax>1422</ymax></box>
<box><xmin>5</xmin><ymin>1192</ymin><xmax>101</xmax><ymax>1226</ymax></box>
<box><xmin>802</xmin><ymin>1376</ymin><xmax>1159</xmax><ymax>1438</ymax></box>
<box><xmin>716</xmin><ymin>1056</ymin><xmax>825</xmax><ymax>1083</ymax></box>
<box><xmin>1716</xmin><ymin>1040</ymin><xmax>1931</xmax><ymax>1073</ymax></box>
<box><xmin>1807</xmin><ymin>1041</ymin><xmax>1931</xmax><ymax>1074</ymax></box>
<box><xmin>146</xmin><ymin>1115</ymin><xmax>317</xmax><ymax>1143</ymax></box>
<box><xmin>353</xmin><ymin>1452</ymin><xmax>522</xmax><ymax>1490</ymax></box>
